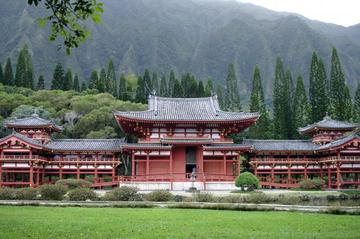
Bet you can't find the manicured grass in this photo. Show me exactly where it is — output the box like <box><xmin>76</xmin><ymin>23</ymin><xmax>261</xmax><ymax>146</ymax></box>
<box><xmin>0</xmin><ymin>206</ymin><xmax>359</xmax><ymax>238</ymax></box>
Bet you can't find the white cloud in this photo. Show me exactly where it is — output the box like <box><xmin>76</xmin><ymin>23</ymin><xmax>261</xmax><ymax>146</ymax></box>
<box><xmin>237</xmin><ymin>0</ymin><xmax>360</xmax><ymax>26</ymax></box>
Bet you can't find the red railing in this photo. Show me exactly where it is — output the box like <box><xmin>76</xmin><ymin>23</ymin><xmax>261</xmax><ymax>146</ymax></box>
<box><xmin>0</xmin><ymin>155</ymin><xmax>48</xmax><ymax>161</ymax></box>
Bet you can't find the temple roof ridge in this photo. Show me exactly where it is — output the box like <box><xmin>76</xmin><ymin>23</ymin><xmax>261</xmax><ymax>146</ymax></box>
<box><xmin>4</xmin><ymin>114</ymin><xmax>63</xmax><ymax>131</ymax></box>
<box><xmin>298</xmin><ymin>115</ymin><xmax>357</xmax><ymax>134</ymax></box>
<box><xmin>114</xmin><ymin>95</ymin><xmax>259</xmax><ymax>123</ymax></box>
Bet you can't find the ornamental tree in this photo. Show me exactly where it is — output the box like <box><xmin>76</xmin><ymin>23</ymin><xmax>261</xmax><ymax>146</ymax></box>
<box><xmin>235</xmin><ymin>172</ymin><xmax>259</xmax><ymax>191</ymax></box>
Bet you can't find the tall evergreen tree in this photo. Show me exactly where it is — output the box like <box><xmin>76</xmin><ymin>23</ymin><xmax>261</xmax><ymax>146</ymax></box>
<box><xmin>205</xmin><ymin>79</ymin><xmax>213</xmax><ymax>97</ymax></box>
<box><xmin>81</xmin><ymin>81</ymin><xmax>87</xmax><ymax>92</ymax></box>
<box><xmin>248</xmin><ymin>66</ymin><xmax>271</xmax><ymax>139</ymax></box>
<box><xmin>188</xmin><ymin>75</ymin><xmax>198</xmax><ymax>97</ymax></box>
<box><xmin>168</xmin><ymin>70</ymin><xmax>176</xmax><ymax>97</ymax></box>
<box><xmin>98</xmin><ymin>68</ymin><xmax>106</xmax><ymax>92</ymax></box>
<box><xmin>143</xmin><ymin>69</ymin><xmax>152</xmax><ymax>96</ymax></box>
<box><xmin>354</xmin><ymin>83</ymin><xmax>360</xmax><ymax>123</ymax></box>
<box><xmin>151</xmin><ymin>72</ymin><xmax>159</xmax><ymax>94</ymax></box>
<box><xmin>63</xmin><ymin>69</ymin><xmax>73</xmax><ymax>91</ymax></box>
<box><xmin>284</xmin><ymin>70</ymin><xmax>294</xmax><ymax>138</ymax></box>
<box><xmin>273</xmin><ymin>57</ymin><xmax>287</xmax><ymax>139</ymax></box>
<box><xmin>343</xmin><ymin>85</ymin><xmax>353</xmax><ymax>120</ymax></box>
<box><xmin>172</xmin><ymin>79</ymin><xmax>183</xmax><ymax>97</ymax></box>
<box><xmin>0</xmin><ymin>61</ymin><xmax>3</xmax><ymax>85</ymax></box>
<box><xmin>4</xmin><ymin>58</ymin><xmax>14</xmax><ymax>86</ymax></box>
<box><xmin>216</xmin><ymin>84</ymin><xmax>225</xmax><ymax>109</ymax></box>
<box><xmin>36</xmin><ymin>75</ymin><xmax>45</xmax><ymax>90</ymax></box>
<box><xmin>135</xmin><ymin>76</ymin><xmax>146</xmax><ymax>103</ymax></box>
<box><xmin>329</xmin><ymin>47</ymin><xmax>350</xmax><ymax>120</ymax></box>
<box><xmin>181</xmin><ymin>73</ymin><xmax>192</xmax><ymax>97</ymax></box>
<box><xmin>197</xmin><ymin>81</ymin><xmax>205</xmax><ymax>97</ymax></box>
<box><xmin>73</xmin><ymin>74</ymin><xmax>80</xmax><ymax>91</ymax></box>
<box><xmin>23</xmin><ymin>45</ymin><xmax>34</xmax><ymax>89</ymax></box>
<box><xmin>107</xmin><ymin>59</ymin><xmax>117</xmax><ymax>96</ymax></box>
<box><xmin>293</xmin><ymin>75</ymin><xmax>310</xmax><ymax>138</ymax></box>
<box><xmin>309</xmin><ymin>53</ymin><xmax>328</xmax><ymax>123</ymax></box>
<box><xmin>15</xmin><ymin>48</ymin><xmax>27</xmax><ymax>87</ymax></box>
<box><xmin>159</xmin><ymin>75</ymin><xmax>167</xmax><ymax>97</ymax></box>
<box><xmin>225</xmin><ymin>63</ymin><xmax>241</xmax><ymax>111</ymax></box>
<box><xmin>88</xmin><ymin>70</ymin><xmax>99</xmax><ymax>90</ymax></box>
<box><xmin>51</xmin><ymin>63</ymin><xmax>64</xmax><ymax>90</ymax></box>
<box><xmin>118</xmin><ymin>74</ymin><xmax>127</xmax><ymax>101</ymax></box>
<box><xmin>0</xmin><ymin>62</ymin><xmax>4</xmax><ymax>84</ymax></box>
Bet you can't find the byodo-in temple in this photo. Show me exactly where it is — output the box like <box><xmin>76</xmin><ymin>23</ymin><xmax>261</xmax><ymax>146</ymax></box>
<box><xmin>0</xmin><ymin>95</ymin><xmax>359</xmax><ymax>190</ymax></box>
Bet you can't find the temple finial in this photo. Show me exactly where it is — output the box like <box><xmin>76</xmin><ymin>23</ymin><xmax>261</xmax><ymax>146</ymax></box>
<box><xmin>32</xmin><ymin>109</ymin><xmax>39</xmax><ymax>117</ymax></box>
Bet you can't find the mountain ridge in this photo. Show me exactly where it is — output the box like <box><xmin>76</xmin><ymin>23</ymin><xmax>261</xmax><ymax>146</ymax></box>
<box><xmin>0</xmin><ymin>0</ymin><xmax>359</xmax><ymax>99</ymax></box>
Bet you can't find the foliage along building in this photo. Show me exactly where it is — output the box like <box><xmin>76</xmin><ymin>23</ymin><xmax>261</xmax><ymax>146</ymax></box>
<box><xmin>0</xmin><ymin>95</ymin><xmax>359</xmax><ymax>190</ymax></box>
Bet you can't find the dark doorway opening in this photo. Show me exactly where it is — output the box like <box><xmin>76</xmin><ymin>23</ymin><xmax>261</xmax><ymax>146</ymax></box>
<box><xmin>186</xmin><ymin>147</ymin><xmax>197</xmax><ymax>174</ymax></box>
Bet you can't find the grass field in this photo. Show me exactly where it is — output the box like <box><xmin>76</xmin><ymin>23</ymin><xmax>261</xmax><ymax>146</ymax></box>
<box><xmin>0</xmin><ymin>206</ymin><xmax>359</xmax><ymax>239</ymax></box>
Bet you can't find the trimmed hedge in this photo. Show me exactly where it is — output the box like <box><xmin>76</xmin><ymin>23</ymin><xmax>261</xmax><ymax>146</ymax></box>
<box><xmin>104</xmin><ymin>186</ymin><xmax>142</xmax><ymax>201</ymax></box>
<box><xmin>39</xmin><ymin>184</ymin><xmax>67</xmax><ymax>200</ymax></box>
<box><xmin>68</xmin><ymin>188</ymin><xmax>97</xmax><ymax>201</ymax></box>
<box><xmin>145</xmin><ymin>190</ymin><xmax>174</xmax><ymax>202</ymax></box>
<box><xmin>55</xmin><ymin>179</ymin><xmax>92</xmax><ymax>190</ymax></box>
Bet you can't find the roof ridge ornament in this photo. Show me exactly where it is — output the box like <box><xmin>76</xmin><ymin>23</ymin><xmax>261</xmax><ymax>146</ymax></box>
<box><xmin>32</xmin><ymin>109</ymin><xmax>39</xmax><ymax>118</ymax></box>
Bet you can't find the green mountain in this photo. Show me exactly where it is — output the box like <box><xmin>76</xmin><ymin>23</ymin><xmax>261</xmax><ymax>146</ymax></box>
<box><xmin>0</xmin><ymin>0</ymin><xmax>359</xmax><ymax>99</ymax></box>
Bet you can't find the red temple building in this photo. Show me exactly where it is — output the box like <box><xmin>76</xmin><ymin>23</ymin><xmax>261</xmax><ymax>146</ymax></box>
<box><xmin>0</xmin><ymin>96</ymin><xmax>359</xmax><ymax>190</ymax></box>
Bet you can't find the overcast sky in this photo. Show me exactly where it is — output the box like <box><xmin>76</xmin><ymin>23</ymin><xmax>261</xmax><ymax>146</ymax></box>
<box><xmin>237</xmin><ymin>0</ymin><xmax>360</xmax><ymax>27</ymax></box>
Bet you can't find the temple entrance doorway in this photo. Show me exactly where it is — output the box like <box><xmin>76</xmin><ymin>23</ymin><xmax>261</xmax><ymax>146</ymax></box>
<box><xmin>185</xmin><ymin>147</ymin><xmax>197</xmax><ymax>175</ymax></box>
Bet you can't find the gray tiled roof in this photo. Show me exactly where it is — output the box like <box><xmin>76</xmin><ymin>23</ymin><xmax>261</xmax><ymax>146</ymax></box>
<box><xmin>122</xmin><ymin>143</ymin><xmax>172</xmax><ymax>150</ymax></box>
<box><xmin>46</xmin><ymin>139</ymin><xmax>125</xmax><ymax>152</ymax></box>
<box><xmin>0</xmin><ymin>132</ymin><xmax>44</xmax><ymax>148</ymax></box>
<box><xmin>318</xmin><ymin>134</ymin><xmax>359</xmax><ymax>151</ymax></box>
<box><xmin>161</xmin><ymin>138</ymin><xmax>214</xmax><ymax>144</ymax></box>
<box><xmin>115</xmin><ymin>95</ymin><xmax>259</xmax><ymax>122</ymax></box>
<box><xmin>203</xmin><ymin>144</ymin><xmax>252</xmax><ymax>150</ymax></box>
<box><xmin>4</xmin><ymin>114</ymin><xmax>63</xmax><ymax>131</ymax></box>
<box><xmin>298</xmin><ymin>116</ymin><xmax>357</xmax><ymax>134</ymax></box>
<box><xmin>243</xmin><ymin>139</ymin><xmax>318</xmax><ymax>151</ymax></box>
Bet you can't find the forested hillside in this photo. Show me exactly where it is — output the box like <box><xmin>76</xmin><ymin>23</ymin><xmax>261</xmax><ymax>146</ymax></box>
<box><xmin>0</xmin><ymin>0</ymin><xmax>360</xmax><ymax>100</ymax></box>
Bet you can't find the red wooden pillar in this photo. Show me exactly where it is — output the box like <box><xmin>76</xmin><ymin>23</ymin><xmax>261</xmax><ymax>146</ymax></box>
<box><xmin>287</xmin><ymin>164</ymin><xmax>291</xmax><ymax>185</ymax></box>
<box><xmin>320</xmin><ymin>163</ymin><xmax>323</xmax><ymax>180</ymax></box>
<box><xmin>146</xmin><ymin>151</ymin><xmax>150</xmax><ymax>178</ymax></box>
<box><xmin>271</xmin><ymin>163</ymin><xmax>275</xmax><ymax>184</ymax></box>
<box><xmin>328</xmin><ymin>163</ymin><xmax>331</xmax><ymax>189</ymax></box>
<box><xmin>169</xmin><ymin>149</ymin><xmax>173</xmax><ymax>190</ymax></box>
<box><xmin>36</xmin><ymin>166</ymin><xmax>40</xmax><ymax>186</ymax></box>
<box><xmin>304</xmin><ymin>164</ymin><xmax>308</xmax><ymax>180</ymax></box>
<box><xmin>223</xmin><ymin>151</ymin><xmax>227</xmax><ymax>176</ymax></box>
<box><xmin>59</xmin><ymin>154</ymin><xmax>63</xmax><ymax>180</ymax></box>
<box><xmin>29</xmin><ymin>163</ymin><xmax>34</xmax><ymax>187</ymax></box>
<box><xmin>0</xmin><ymin>149</ymin><xmax>2</xmax><ymax>187</ymax></box>
<box><xmin>76</xmin><ymin>154</ymin><xmax>80</xmax><ymax>180</ymax></box>
<box><xmin>336</xmin><ymin>162</ymin><xmax>341</xmax><ymax>190</ymax></box>
<box><xmin>131</xmin><ymin>151</ymin><xmax>135</xmax><ymax>178</ymax></box>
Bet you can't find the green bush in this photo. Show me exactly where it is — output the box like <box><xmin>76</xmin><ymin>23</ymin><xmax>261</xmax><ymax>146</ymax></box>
<box><xmin>15</xmin><ymin>188</ymin><xmax>38</xmax><ymax>200</ymax></box>
<box><xmin>104</xmin><ymin>186</ymin><xmax>141</xmax><ymax>201</ymax></box>
<box><xmin>0</xmin><ymin>187</ymin><xmax>16</xmax><ymax>200</ymax></box>
<box><xmin>144</xmin><ymin>190</ymin><xmax>174</xmax><ymax>202</ymax></box>
<box><xmin>39</xmin><ymin>184</ymin><xmax>67</xmax><ymax>200</ymax></box>
<box><xmin>338</xmin><ymin>193</ymin><xmax>349</xmax><ymax>201</ymax></box>
<box><xmin>68</xmin><ymin>188</ymin><xmax>97</xmax><ymax>201</ymax></box>
<box><xmin>216</xmin><ymin>195</ymin><xmax>244</xmax><ymax>203</ymax></box>
<box><xmin>55</xmin><ymin>179</ymin><xmax>92</xmax><ymax>190</ymax></box>
<box><xmin>235</xmin><ymin>172</ymin><xmax>259</xmax><ymax>191</ymax></box>
<box><xmin>300</xmin><ymin>178</ymin><xmax>325</xmax><ymax>190</ymax></box>
<box><xmin>326</xmin><ymin>194</ymin><xmax>338</xmax><ymax>201</ymax></box>
<box><xmin>174</xmin><ymin>195</ymin><xmax>187</xmax><ymax>202</ymax></box>
<box><xmin>276</xmin><ymin>194</ymin><xmax>301</xmax><ymax>205</ymax></box>
<box><xmin>193</xmin><ymin>193</ymin><xmax>214</xmax><ymax>202</ymax></box>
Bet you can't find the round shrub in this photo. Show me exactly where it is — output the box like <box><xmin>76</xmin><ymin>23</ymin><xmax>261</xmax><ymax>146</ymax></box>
<box><xmin>300</xmin><ymin>178</ymin><xmax>324</xmax><ymax>190</ymax></box>
<box><xmin>235</xmin><ymin>172</ymin><xmax>259</xmax><ymax>191</ymax></box>
<box><xmin>55</xmin><ymin>179</ymin><xmax>92</xmax><ymax>190</ymax></box>
<box><xmin>174</xmin><ymin>195</ymin><xmax>187</xmax><ymax>202</ymax></box>
<box><xmin>68</xmin><ymin>188</ymin><xmax>97</xmax><ymax>201</ymax></box>
<box><xmin>144</xmin><ymin>190</ymin><xmax>174</xmax><ymax>202</ymax></box>
<box><xmin>104</xmin><ymin>186</ymin><xmax>141</xmax><ymax>201</ymax></box>
<box><xmin>0</xmin><ymin>187</ymin><xmax>16</xmax><ymax>200</ymax></box>
<box><xmin>338</xmin><ymin>193</ymin><xmax>349</xmax><ymax>201</ymax></box>
<box><xmin>39</xmin><ymin>184</ymin><xmax>67</xmax><ymax>200</ymax></box>
<box><xmin>326</xmin><ymin>194</ymin><xmax>338</xmax><ymax>201</ymax></box>
<box><xmin>15</xmin><ymin>188</ymin><xmax>38</xmax><ymax>200</ymax></box>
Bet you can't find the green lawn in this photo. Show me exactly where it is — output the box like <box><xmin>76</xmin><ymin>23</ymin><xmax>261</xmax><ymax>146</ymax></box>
<box><xmin>0</xmin><ymin>206</ymin><xmax>359</xmax><ymax>239</ymax></box>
